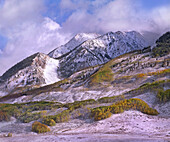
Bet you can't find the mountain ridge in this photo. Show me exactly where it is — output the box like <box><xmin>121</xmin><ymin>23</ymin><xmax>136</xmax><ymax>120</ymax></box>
<box><xmin>0</xmin><ymin>30</ymin><xmax>149</xmax><ymax>95</ymax></box>
<box><xmin>0</xmin><ymin>31</ymin><xmax>169</xmax><ymax>140</ymax></box>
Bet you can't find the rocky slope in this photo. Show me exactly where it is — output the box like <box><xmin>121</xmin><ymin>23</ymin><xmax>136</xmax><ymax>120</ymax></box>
<box><xmin>0</xmin><ymin>53</ymin><xmax>60</xmax><ymax>96</ymax></box>
<box><xmin>0</xmin><ymin>32</ymin><xmax>169</xmax><ymax>104</ymax></box>
<box><xmin>48</xmin><ymin>33</ymin><xmax>100</xmax><ymax>58</ymax></box>
<box><xmin>0</xmin><ymin>31</ymin><xmax>148</xmax><ymax>95</ymax></box>
<box><xmin>56</xmin><ymin>31</ymin><xmax>148</xmax><ymax>78</ymax></box>
<box><xmin>0</xmin><ymin>31</ymin><xmax>169</xmax><ymax>142</ymax></box>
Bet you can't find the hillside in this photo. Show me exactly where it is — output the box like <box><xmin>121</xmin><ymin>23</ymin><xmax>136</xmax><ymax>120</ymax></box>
<box><xmin>0</xmin><ymin>31</ymin><xmax>169</xmax><ymax>141</ymax></box>
<box><xmin>0</xmin><ymin>31</ymin><xmax>148</xmax><ymax>95</ymax></box>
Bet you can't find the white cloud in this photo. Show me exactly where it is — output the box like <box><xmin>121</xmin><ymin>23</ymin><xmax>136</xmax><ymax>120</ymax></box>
<box><xmin>0</xmin><ymin>0</ymin><xmax>44</xmax><ymax>31</ymax></box>
<box><xmin>151</xmin><ymin>5</ymin><xmax>170</xmax><ymax>33</ymax></box>
<box><xmin>62</xmin><ymin>0</ymin><xmax>170</xmax><ymax>35</ymax></box>
<box><xmin>0</xmin><ymin>0</ymin><xmax>70</xmax><ymax>75</ymax></box>
<box><xmin>0</xmin><ymin>17</ymin><xmax>70</xmax><ymax>75</ymax></box>
<box><xmin>0</xmin><ymin>0</ymin><xmax>170</xmax><ymax>75</ymax></box>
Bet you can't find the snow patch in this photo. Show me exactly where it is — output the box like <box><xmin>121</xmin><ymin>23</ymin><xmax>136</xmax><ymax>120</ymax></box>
<box><xmin>49</xmin><ymin>33</ymin><xmax>100</xmax><ymax>58</ymax></box>
<box><xmin>0</xmin><ymin>91</ymin><xmax>7</xmax><ymax>97</ymax></box>
<box><xmin>43</xmin><ymin>58</ymin><xmax>60</xmax><ymax>85</ymax></box>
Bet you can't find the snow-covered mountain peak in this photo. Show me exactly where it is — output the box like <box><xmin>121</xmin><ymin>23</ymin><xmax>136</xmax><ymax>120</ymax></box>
<box><xmin>74</xmin><ymin>33</ymin><xmax>100</xmax><ymax>41</ymax></box>
<box><xmin>0</xmin><ymin>30</ymin><xmax>150</xmax><ymax>95</ymax></box>
<box><xmin>57</xmin><ymin>30</ymin><xmax>149</xmax><ymax>78</ymax></box>
<box><xmin>102</xmin><ymin>31</ymin><xmax>149</xmax><ymax>47</ymax></box>
<box><xmin>48</xmin><ymin>32</ymin><xmax>100</xmax><ymax>58</ymax></box>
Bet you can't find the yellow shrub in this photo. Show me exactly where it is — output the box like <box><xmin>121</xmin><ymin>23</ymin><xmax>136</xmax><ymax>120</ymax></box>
<box><xmin>0</xmin><ymin>111</ymin><xmax>10</xmax><ymax>122</ymax></box>
<box><xmin>136</xmin><ymin>73</ymin><xmax>146</xmax><ymax>78</ymax></box>
<box><xmin>91</xmin><ymin>98</ymin><xmax>159</xmax><ymax>121</ymax></box>
<box><xmin>32</xmin><ymin>121</ymin><xmax>50</xmax><ymax>133</ymax></box>
<box><xmin>42</xmin><ymin>118</ymin><xmax>56</xmax><ymax>126</ymax></box>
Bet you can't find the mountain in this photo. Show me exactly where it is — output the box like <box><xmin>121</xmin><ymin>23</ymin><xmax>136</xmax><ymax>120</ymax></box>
<box><xmin>0</xmin><ymin>31</ymin><xmax>148</xmax><ymax>95</ymax></box>
<box><xmin>1</xmin><ymin>31</ymin><xmax>169</xmax><ymax>104</ymax></box>
<box><xmin>0</xmin><ymin>53</ymin><xmax>60</xmax><ymax>96</ymax></box>
<box><xmin>0</xmin><ymin>31</ymin><xmax>169</xmax><ymax>141</ymax></box>
<box><xmin>48</xmin><ymin>33</ymin><xmax>100</xmax><ymax>58</ymax></box>
<box><xmin>51</xmin><ymin>31</ymin><xmax>148</xmax><ymax>78</ymax></box>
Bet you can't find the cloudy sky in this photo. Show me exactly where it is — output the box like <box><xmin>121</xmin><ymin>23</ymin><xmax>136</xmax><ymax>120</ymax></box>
<box><xmin>0</xmin><ymin>0</ymin><xmax>170</xmax><ymax>75</ymax></box>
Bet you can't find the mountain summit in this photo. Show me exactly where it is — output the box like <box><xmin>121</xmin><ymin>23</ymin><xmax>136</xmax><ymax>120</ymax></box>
<box><xmin>0</xmin><ymin>31</ymin><xmax>169</xmax><ymax>140</ymax></box>
<box><xmin>0</xmin><ymin>31</ymin><xmax>148</xmax><ymax>95</ymax></box>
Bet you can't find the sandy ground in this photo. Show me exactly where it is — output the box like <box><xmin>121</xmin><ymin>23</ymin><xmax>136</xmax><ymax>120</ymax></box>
<box><xmin>0</xmin><ymin>111</ymin><xmax>170</xmax><ymax>142</ymax></box>
<box><xmin>0</xmin><ymin>133</ymin><xmax>169</xmax><ymax>142</ymax></box>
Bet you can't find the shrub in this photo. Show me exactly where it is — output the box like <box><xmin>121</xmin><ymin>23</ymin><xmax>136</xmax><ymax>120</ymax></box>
<box><xmin>128</xmin><ymin>80</ymin><xmax>169</xmax><ymax>95</ymax></box>
<box><xmin>46</xmin><ymin>110</ymin><xmax>71</xmax><ymax>123</ymax></box>
<box><xmin>152</xmin><ymin>46</ymin><xmax>170</xmax><ymax>57</ymax></box>
<box><xmin>112</xmin><ymin>98</ymin><xmax>159</xmax><ymax>115</ymax></box>
<box><xmin>32</xmin><ymin>121</ymin><xmax>50</xmax><ymax>133</ymax></box>
<box><xmin>42</xmin><ymin>118</ymin><xmax>56</xmax><ymax>126</ymax></box>
<box><xmin>64</xmin><ymin>99</ymin><xmax>96</xmax><ymax>111</ymax></box>
<box><xmin>97</xmin><ymin>95</ymin><xmax>125</xmax><ymax>103</ymax></box>
<box><xmin>89</xmin><ymin>60</ymin><xmax>114</xmax><ymax>86</ymax></box>
<box><xmin>148</xmin><ymin>69</ymin><xmax>170</xmax><ymax>76</ymax></box>
<box><xmin>136</xmin><ymin>73</ymin><xmax>146</xmax><ymax>78</ymax></box>
<box><xmin>19</xmin><ymin>112</ymin><xmax>42</xmax><ymax>123</ymax></box>
<box><xmin>54</xmin><ymin>110</ymin><xmax>70</xmax><ymax>123</ymax></box>
<box><xmin>0</xmin><ymin>111</ymin><xmax>10</xmax><ymax>122</ymax></box>
<box><xmin>91</xmin><ymin>107</ymin><xmax>112</xmax><ymax>121</ymax></box>
<box><xmin>91</xmin><ymin>98</ymin><xmax>158</xmax><ymax>121</ymax></box>
<box><xmin>157</xmin><ymin>89</ymin><xmax>170</xmax><ymax>102</ymax></box>
<box><xmin>7</xmin><ymin>133</ymin><xmax>12</xmax><ymax>137</ymax></box>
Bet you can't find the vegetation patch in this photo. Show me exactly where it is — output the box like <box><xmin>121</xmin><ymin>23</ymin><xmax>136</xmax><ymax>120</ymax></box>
<box><xmin>152</xmin><ymin>46</ymin><xmax>170</xmax><ymax>57</ymax></box>
<box><xmin>63</xmin><ymin>99</ymin><xmax>96</xmax><ymax>111</ymax></box>
<box><xmin>91</xmin><ymin>98</ymin><xmax>158</xmax><ymax>121</ymax></box>
<box><xmin>32</xmin><ymin>121</ymin><xmax>50</xmax><ymax>133</ymax></box>
<box><xmin>7</xmin><ymin>133</ymin><xmax>12</xmax><ymax>137</ymax></box>
<box><xmin>45</xmin><ymin>109</ymin><xmax>71</xmax><ymax>123</ymax></box>
<box><xmin>126</xmin><ymin>80</ymin><xmax>170</xmax><ymax>96</ymax></box>
<box><xmin>157</xmin><ymin>89</ymin><xmax>170</xmax><ymax>102</ymax></box>
<box><xmin>136</xmin><ymin>73</ymin><xmax>146</xmax><ymax>78</ymax></box>
<box><xmin>116</xmin><ymin>69</ymin><xmax>170</xmax><ymax>82</ymax></box>
<box><xmin>0</xmin><ymin>111</ymin><xmax>10</xmax><ymax>122</ymax></box>
<box><xmin>19</xmin><ymin>112</ymin><xmax>42</xmax><ymax>123</ymax></box>
<box><xmin>42</xmin><ymin>118</ymin><xmax>56</xmax><ymax>126</ymax></box>
<box><xmin>0</xmin><ymin>101</ymin><xmax>62</xmax><ymax>123</ymax></box>
<box><xmin>89</xmin><ymin>59</ymin><xmax>116</xmax><ymax>86</ymax></box>
<box><xmin>97</xmin><ymin>95</ymin><xmax>125</xmax><ymax>103</ymax></box>
<box><xmin>148</xmin><ymin>68</ymin><xmax>170</xmax><ymax>76</ymax></box>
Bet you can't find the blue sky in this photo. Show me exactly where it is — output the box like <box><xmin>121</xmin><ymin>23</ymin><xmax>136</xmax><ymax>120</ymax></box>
<box><xmin>0</xmin><ymin>0</ymin><xmax>170</xmax><ymax>50</ymax></box>
<box><xmin>140</xmin><ymin>0</ymin><xmax>170</xmax><ymax>9</ymax></box>
<box><xmin>0</xmin><ymin>0</ymin><xmax>170</xmax><ymax>75</ymax></box>
<box><xmin>44</xmin><ymin>0</ymin><xmax>170</xmax><ymax>24</ymax></box>
<box><xmin>0</xmin><ymin>34</ymin><xmax>7</xmax><ymax>50</ymax></box>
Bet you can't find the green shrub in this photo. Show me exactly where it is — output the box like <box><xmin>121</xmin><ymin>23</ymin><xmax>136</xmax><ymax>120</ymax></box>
<box><xmin>19</xmin><ymin>112</ymin><xmax>42</xmax><ymax>123</ymax></box>
<box><xmin>89</xmin><ymin>60</ymin><xmax>114</xmax><ymax>86</ymax></box>
<box><xmin>152</xmin><ymin>46</ymin><xmax>170</xmax><ymax>57</ymax></box>
<box><xmin>157</xmin><ymin>89</ymin><xmax>170</xmax><ymax>102</ymax></box>
<box><xmin>97</xmin><ymin>95</ymin><xmax>125</xmax><ymax>103</ymax></box>
<box><xmin>42</xmin><ymin>118</ymin><xmax>56</xmax><ymax>126</ymax></box>
<box><xmin>64</xmin><ymin>99</ymin><xmax>96</xmax><ymax>111</ymax></box>
<box><xmin>128</xmin><ymin>80</ymin><xmax>169</xmax><ymax>95</ymax></box>
<box><xmin>46</xmin><ymin>109</ymin><xmax>71</xmax><ymax>123</ymax></box>
<box><xmin>0</xmin><ymin>101</ymin><xmax>62</xmax><ymax>123</ymax></box>
<box><xmin>32</xmin><ymin>121</ymin><xmax>50</xmax><ymax>133</ymax></box>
